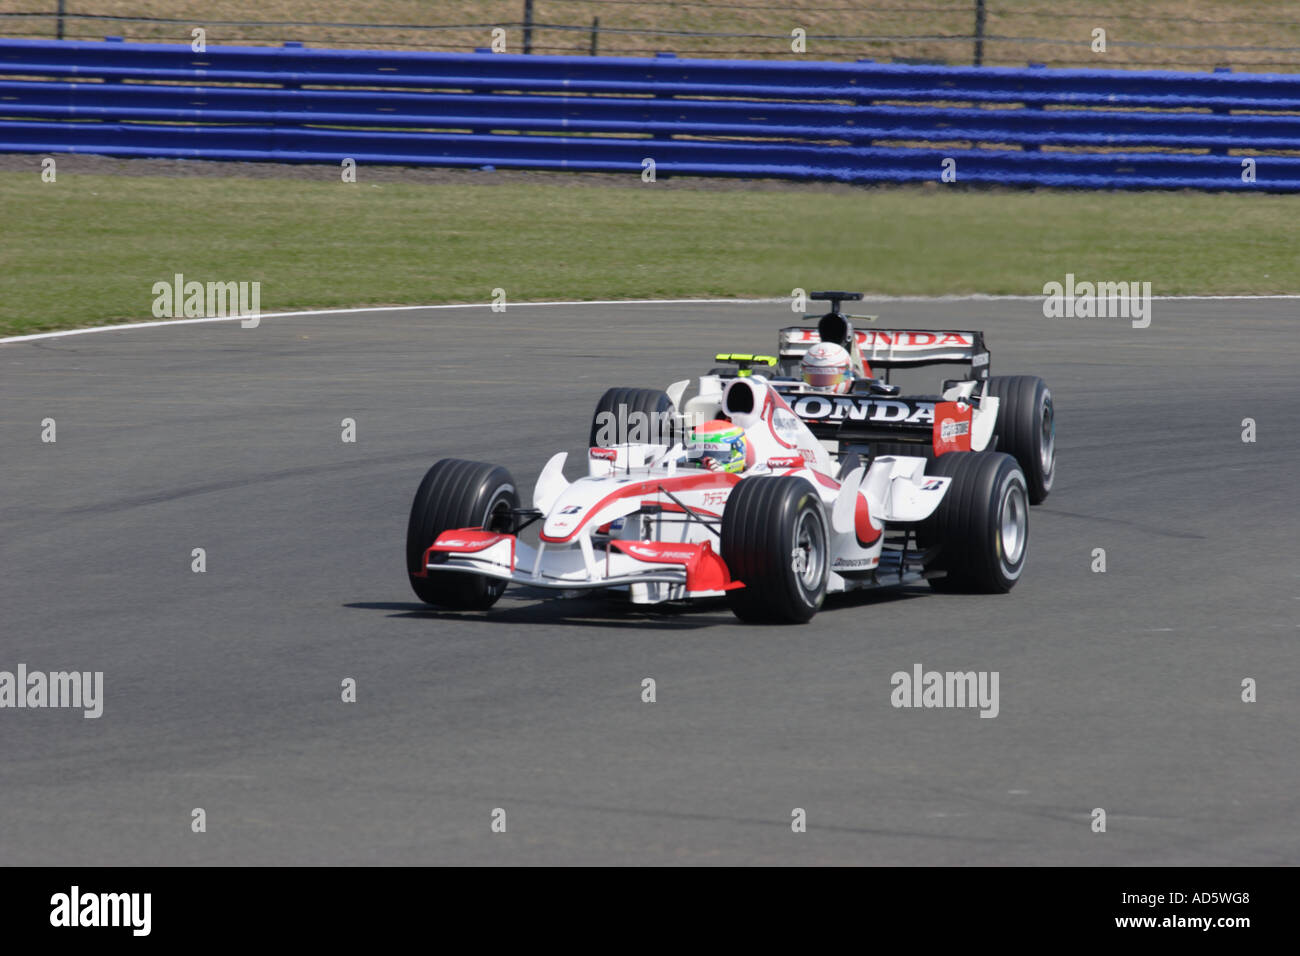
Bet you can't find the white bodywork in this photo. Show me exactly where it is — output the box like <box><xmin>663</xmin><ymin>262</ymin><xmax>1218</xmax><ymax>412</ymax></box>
<box><xmin>423</xmin><ymin>375</ymin><xmax>955</xmax><ymax>604</ymax></box>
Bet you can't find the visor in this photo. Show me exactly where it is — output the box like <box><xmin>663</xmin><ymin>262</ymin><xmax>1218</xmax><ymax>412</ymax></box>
<box><xmin>803</xmin><ymin>368</ymin><xmax>848</xmax><ymax>388</ymax></box>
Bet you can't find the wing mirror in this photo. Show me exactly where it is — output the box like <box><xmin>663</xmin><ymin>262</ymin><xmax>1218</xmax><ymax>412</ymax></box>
<box><xmin>851</xmin><ymin>378</ymin><xmax>900</xmax><ymax>396</ymax></box>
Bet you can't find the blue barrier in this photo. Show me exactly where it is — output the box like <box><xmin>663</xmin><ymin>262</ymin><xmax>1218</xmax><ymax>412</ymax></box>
<box><xmin>1</xmin><ymin>38</ymin><xmax>1298</xmax><ymax>190</ymax></box>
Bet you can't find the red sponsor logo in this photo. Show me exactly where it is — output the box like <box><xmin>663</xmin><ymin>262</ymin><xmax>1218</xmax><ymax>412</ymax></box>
<box><xmin>431</xmin><ymin>531</ymin><xmax>508</xmax><ymax>552</ymax></box>
<box><xmin>940</xmin><ymin>418</ymin><xmax>969</xmax><ymax>442</ymax></box>
<box><xmin>932</xmin><ymin>401</ymin><xmax>973</xmax><ymax>455</ymax></box>
<box><xmin>858</xmin><ymin>331</ymin><xmax>974</xmax><ymax>348</ymax></box>
<box><xmin>610</xmin><ymin>540</ymin><xmax>743</xmax><ymax>592</ymax></box>
<box><xmin>425</xmin><ymin>530</ymin><xmax>517</xmax><ymax>573</ymax></box>
<box><xmin>767</xmin><ymin>456</ymin><xmax>805</xmax><ymax>468</ymax></box>
<box><xmin>588</xmin><ymin>447</ymin><xmax>618</xmax><ymax>461</ymax></box>
<box><xmin>626</xmin><ymin>544</ymin><xmax>698</xmax><ymax>562</ymax></box>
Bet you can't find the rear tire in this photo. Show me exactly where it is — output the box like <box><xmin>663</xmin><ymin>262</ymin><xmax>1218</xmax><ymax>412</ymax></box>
<box><xmin>406</xmin><ymin>458</ymin><xmax>519</xmax><ymax>609</ymax></box>
<box><xmin>987</xmin><ymin>375</ymin><xmax>1054</xmax><ymax>504</ymax></box>
<box><xmin>589</xmin><ymin>387</ymin><xmax>675</xmax><ymax>447</ymax></box>
<box><xmin>918</xmin><ymin>451</ymin><xmax>1029</xmax><ymax>593</ymax></box>
<box><xmin>721</xmin><ymin>476</ymin><xmax>828</xmax><ymax>623</ymax></box>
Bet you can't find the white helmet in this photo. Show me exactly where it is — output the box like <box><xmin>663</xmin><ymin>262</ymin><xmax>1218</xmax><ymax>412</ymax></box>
<box><xmin>801</xmin><ymin>342</ymin><xmax>852</xmax><ymax>393</ymax></box>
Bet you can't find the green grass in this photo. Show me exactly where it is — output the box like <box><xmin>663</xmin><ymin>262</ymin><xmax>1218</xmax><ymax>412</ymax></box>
<box><xmin>9</xmin><ymin>0</ymin><xmax>1300</xmax><ymax>71</ymax></box>
<box><xmin>2</xmin><ymin>171</ymin><xmax>1297</xmax><ymax>337</ymax></box>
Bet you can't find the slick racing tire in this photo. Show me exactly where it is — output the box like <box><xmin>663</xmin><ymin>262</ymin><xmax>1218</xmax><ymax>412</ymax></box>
<box><xmin>406</xmin><ymin>458</ymin><xmax>519</xmax><ymax>609</ymax></box>
<box><xmin>589</xmin><ymin>387</ymin><xmax>675</xmax><ymax>448</ymax></box>
<box><xmin>721</xmin><ymin>476</ymin><xmax>828</xmax><ymax>624</ymax></box>
<box><xmin>987</xmin><ymin>375</ymin><xmax>1055</xmax><ymax>504</ymax></box>
<box><xmin>918</xmin><ymin>451</ymin><xmax>1029</xmax><ymax>594</ymax></box>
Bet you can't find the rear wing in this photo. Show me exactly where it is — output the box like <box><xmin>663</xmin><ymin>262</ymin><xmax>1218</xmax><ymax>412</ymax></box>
<box><xmin>779</xmin><ymin>327</ymin><xmax>990</xmax><ymax>379</ymax></box>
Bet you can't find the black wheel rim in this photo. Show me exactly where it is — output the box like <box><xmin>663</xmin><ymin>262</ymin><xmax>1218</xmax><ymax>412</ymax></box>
<box><xmin>791</xmin><ymin>508</ymin><xmax>826</xmax><ymax>592</ymax></box>
<box><xmin>999</xmin><ymin>480</ymin><xmax>1028</xmax><ymax>566</ymax></box>
<box><xmin>1039</xmin><ymin>394</ymin><xmax>1055</xmax><ymax>477</ymax></box>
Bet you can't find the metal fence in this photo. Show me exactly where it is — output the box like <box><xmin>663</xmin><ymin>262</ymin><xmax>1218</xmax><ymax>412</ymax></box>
<box><xmin>1</xmin><ymin>37</ymin><xmax>1298</xmax><ymax>189</ymax></box>
<box><xmin>1</xmin><ymin>1</ymin><xmax>1298</xmax><ymax>71</ymax></box>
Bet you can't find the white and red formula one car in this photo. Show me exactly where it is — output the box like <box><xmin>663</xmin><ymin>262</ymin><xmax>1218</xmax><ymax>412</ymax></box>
<box><xmin>405</xmin><ymin>292</ymin><xmax>1055</xmax><ymax>623</ymax></box>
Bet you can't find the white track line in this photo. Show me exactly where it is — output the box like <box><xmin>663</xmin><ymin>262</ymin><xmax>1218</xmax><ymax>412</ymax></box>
<box><xmin>861</xmin><ymin>294</ymin><xmax>1300</xmax><ymax>302</ymax></box>
<box><xmin>0</xmin><ymin>298</ymin><xmax>785</xmax><ymax>344</ymax></box>
<box><xmin>2</xmin><ymin>294</ymin><xmax>1296</xmax><ymax>345</ymax></box>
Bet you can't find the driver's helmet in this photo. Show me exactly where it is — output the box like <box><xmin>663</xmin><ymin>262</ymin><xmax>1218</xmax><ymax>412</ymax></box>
<box><xmin>801</xmin><ymin>342</ymin><xmax>852</xmax><ymax>394</ymax></box>
<box><xmin>687</xmin><ymin>420</ymin><xmax>748</xmax><ymax>473</ymax></box>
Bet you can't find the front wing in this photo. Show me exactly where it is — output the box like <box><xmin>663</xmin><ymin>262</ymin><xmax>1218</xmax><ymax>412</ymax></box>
<box><xmin>420</xmin><ymin>529</ymin><xmax>741</xmax><ymax>595</ymax></box>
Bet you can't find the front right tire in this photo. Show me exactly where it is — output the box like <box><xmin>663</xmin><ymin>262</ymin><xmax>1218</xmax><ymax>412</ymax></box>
<box><xmin>589</xmin><ymin>387</ymin><xmax>675</xmax><ymax>448</ymax></box>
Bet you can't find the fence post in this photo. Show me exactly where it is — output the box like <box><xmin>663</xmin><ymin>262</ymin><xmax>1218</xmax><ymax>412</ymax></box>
<box><xmin>522</xmin><ymin>0</ymin><xmax>534</xmax><ymax>55</ymax></box>
<box><xmin>973</xmin><ymin>0</ymin><xmax>985</xmax><ymax>67</ymax></box>
<box><xmin>1211</xmin><ymin>66</ymin><xmax>1232</xmax><ymax>155</ymax></box>
<box><xmin>56</xmin><ymin>0</ymin><xmax>65</xmax><ymax>40</ymax></box>
<box><xmin>590</xmin><ymin>16</ymin><xmax>599</xmax><ymax>56</ymax></box>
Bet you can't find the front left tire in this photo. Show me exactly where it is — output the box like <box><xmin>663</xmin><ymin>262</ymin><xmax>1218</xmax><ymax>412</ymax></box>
<box><xmin>721</xmin><ymin>476</ymin><xmax>829</xmax><ymax>623</ymax></box>
<box><xmin>406</xmin><ymin>458</ymin><xmax>519</xmax><ymax>609</ymax></box>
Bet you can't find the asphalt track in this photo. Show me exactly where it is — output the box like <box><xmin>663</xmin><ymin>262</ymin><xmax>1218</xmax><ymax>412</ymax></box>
<box><xmin>1</xmin><ymin>299</ymin><xmax>1296</xmax><ymax>866</ymax></box>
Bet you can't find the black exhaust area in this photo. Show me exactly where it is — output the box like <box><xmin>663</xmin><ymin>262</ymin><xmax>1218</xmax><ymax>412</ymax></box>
<box><xmin>723</xmin><ymin>379</ymin><xmax>755</xmax><ymax>416</ymax></box>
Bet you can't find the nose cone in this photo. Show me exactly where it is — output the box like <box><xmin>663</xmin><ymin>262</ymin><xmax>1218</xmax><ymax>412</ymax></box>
<box><xmin>539</xmin><ymin>482</ymin><xmax>595</xmax><ymax>542</ymax></box>
<box><xmin>540</xmin><ymin>477</ymin><xmax>645</xmax><ymax>543</ymax></box>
